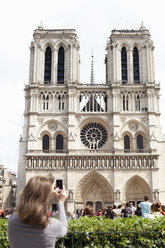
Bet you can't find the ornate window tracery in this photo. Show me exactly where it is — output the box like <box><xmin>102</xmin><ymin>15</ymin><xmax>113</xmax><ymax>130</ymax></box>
<box><xmin>80</xmin><ymin>123</ymin><xmax>107</xmax><ymax>149</ymax></box>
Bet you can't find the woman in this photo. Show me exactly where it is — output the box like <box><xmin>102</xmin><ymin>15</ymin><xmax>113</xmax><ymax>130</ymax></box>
<box><xmin>8</xmin><ymin>176</ymin><xmax>68</xmax><ymax>248</ymax></box>
<box><xmin>147</xmin><ymin>202</ymin><xmax>162</xmax><ymax>219</ymax></box>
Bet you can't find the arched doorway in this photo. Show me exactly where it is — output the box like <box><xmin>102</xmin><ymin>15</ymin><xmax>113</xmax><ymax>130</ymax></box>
<box><xmin>123</xmin><ymin>175</ymin><xmax>151</xmax><ymax>207</ymax></box>
<box><xmin>75</xmin><ymin>171</ymin><xmax>113</xmax><ymax>211</ymax></box>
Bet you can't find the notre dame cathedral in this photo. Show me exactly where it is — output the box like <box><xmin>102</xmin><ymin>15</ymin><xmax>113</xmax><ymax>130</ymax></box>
<box><xmin>17</xmin><ymin>22</ymin><xmax>165</xmax><ymax>212</ymax></box>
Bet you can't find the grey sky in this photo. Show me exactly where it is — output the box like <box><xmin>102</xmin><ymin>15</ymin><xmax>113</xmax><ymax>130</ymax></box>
<box><xmin>0</xmin><ymin>0</ymin><xmax>165</xmax><ymax>173</ymax></box>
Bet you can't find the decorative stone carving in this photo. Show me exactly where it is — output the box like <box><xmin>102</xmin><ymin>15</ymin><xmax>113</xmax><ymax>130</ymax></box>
<box><xmin>28</xmin><ymin>133</ymin><xmax>36</xmax><ymax>141</ymax></box>
<box><xmin>150</xmin><ymin>132</ymin><xmax>156</xmax><ymax>140</ymax></box>
<box><xmin>106</xmin><ymin>116</ymin><xmax>113</xmax><ymax>123</ymax></box>
<box><xmin>37</xmin><ymin>118</ymin><xmax>44</xmax><ymax>124</ymax></box>
<box><xmin>114</xmin><ymin>189</ymin><xmax>121</xmax><ymax>201</ymax></box>
<box><xmin>129</xmin><ymin>122</ymin><xmax>138</xmax><ymax>132</ymax></box>
<box><xmin>121</xmin><ymin>117</ymin><xmax>126</xmax><ymax>124</ymax></box>
<box><xmin>152</xmin><ymin>189</ymin><xmax>159</xmax><ymax>202</ymax></box>
<box><xmin>68</xmin><ymin>190</ymin><xmax>74</xmax><ymax>201</ymax></box>
<box><xmin>26</xmin><ymin>155</ymin><xmax>158</xmax><ymax>170</ymax></box>
<box><xmin>76</xmin><ymin>115</ymin><xmax>82</xmax><ymax>121</ymax></box>
<box><xmin>114</xmin><ymin>132</ymin><xmax>120</xmax><ymax>140</ymax></box>
<box><xmin>140</xmin><ymin>117</ymin><xmax>147</xmax><ymax>123</ymax></box>
<box><xmin>62</xmin><ymin>118</ymin><xmax>68</xmax><ymax>124</ymax></box>
<box><xmin>48</xmin><ymin>122</ymin><xmax>58</xmax><ymax>131</ymax></box>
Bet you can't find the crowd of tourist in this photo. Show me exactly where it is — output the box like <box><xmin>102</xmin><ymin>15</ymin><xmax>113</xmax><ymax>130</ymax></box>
<box><xmin>1</xmin><ymin>196</ymin><xmax>165</xmax><ymax>221</ymax></box>
<box><xmin>65</xmin><ymin>196</ymin><xmax>165</xmax><ymax>220</ymax></box>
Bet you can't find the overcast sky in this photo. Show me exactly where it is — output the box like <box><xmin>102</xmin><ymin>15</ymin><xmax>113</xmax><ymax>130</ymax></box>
<box><xmin>0</xmin><ymin>0</ymin><xmax>165</xmax><ymax>174</ymax></box>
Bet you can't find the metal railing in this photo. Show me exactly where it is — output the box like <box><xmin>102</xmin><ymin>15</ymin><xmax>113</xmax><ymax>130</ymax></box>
<box><xmin>55</xmin><ymin>225</ymin><xmax>161</xmax><ymax>248</ymax></box>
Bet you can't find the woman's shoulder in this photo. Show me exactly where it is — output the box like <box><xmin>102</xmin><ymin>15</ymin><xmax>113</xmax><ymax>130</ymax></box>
<box><xmin>8</xmin><ymin>212</ymin><xmax>19</xmax><ymax>222</ymax></box>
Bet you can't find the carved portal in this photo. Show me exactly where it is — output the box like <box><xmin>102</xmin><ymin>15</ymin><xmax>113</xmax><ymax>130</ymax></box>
<box><xmin>75</xmin><ymin>171</ymin><xmax>113</xmax><ymax>210</ymax></box>
<box><xmin>124</xmin><ymin>175</ymin><xmax>151</xmax><ymax>206</ymax></box>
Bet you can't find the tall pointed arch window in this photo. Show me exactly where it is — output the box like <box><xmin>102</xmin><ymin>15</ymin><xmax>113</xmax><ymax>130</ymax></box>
<box><xmin>42</xmin><ymin>135</ymin><xmax>49</xmax><ymax>152</ymax></box>
<box><xmin>124</xmin><ymin>135</ymin><xmax>130</xmax><ymax>152</ymax></box>
<box><xmin>137</xmin><ymin>134</ymin><xmax>143</xmax><ymax>151</ymax></box>
<box><xmin>56</xmin><ymin>134</ymin><xmax>64</xmax><ymax>151</ymax></box>
<box><xmin>44</xmin><ymin>46</ymin><xmax>52</xmax><ymax>84</ymax></box>
<box><xmin>57</xmin><ymin>46</ymin><xmax>65</xmax><ymax>84</ymax></box>
<box><xmin>133</xmin><ymin>47</ymin><xmax>140</xmax><ymax>83</ymax></box>
<box><xmin>121</xmin><ymin>47</ymin><xmax>127</xmax><ymax>83</ymax></box>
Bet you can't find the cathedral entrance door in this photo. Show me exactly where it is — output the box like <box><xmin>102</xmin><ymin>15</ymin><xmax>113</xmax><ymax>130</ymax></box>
<box><xmin>75</xmin><ymin>171</ymin><xmax>113</xmax><ymax>211</ymax></box>
<box><xmin>124</xmin><ymin>176</ymin><xmax>151</xmax><ymax>208</ymax></box>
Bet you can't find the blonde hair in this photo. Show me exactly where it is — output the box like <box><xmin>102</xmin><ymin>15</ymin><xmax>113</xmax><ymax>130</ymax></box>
<box><xmin>17</xmin><ymin>176</ymin><xmax>52</xmax><ymax>228</ymax></box>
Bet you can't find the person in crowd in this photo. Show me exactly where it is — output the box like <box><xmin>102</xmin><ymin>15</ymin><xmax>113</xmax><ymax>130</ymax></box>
<box><xmin>139</xmin><ymin>196</ymin><xmax>152</xmax><ymax>218</ymax></box>
<box><xmin>0</xmin><ymin>205</ymin><xmax>3</xmax><ymax>217</ymax></box>
<box><xmin>111</xmin><ymin>205</ymin><xmax>117</xmax><ymax>219</ymax></box>
<box><xmin>105</xmin><ymin>205</ymin><xmax>113</xmax><ymax>219</ymax></box>
<box><xmin>3</xmin><ymin>208</ymin><xmax>13</xmax><ymax>219</ymax></box>
<box><xmin>135</xmin><ymin>206</ymin><xmax>142</xmax><ymax>217</ymax></box>
<box><xmin>66</xmin><ymin>211</ymin><xmax>72</xmax><ymax>220</ymax></box>
<box><xmin>147</xmin><ymin>202</ymin><xmax>162</xmax><ymax>219</ymax></box>
<box><xmin>76</xmin><ymin>209</ymin><xmax>81</xmax><ymax>218</ymax></box>
<box><xmin>130</xmin><ymin>202</ymin><xmax>136</xmax><ymax>216</ymax></box>
<box><xmin>115</xmin><ymin>204</ymin><xmax>123</xmax><ymax>218</ymax></box>
<box><xmin>51</xmin><ymin>210</ymin><xmax>56</xmax><ymax>217</ymax></box>
<box><xmin>96</xmin><ymin>209</ymin><xmax>102</xmax><ymax>217</ymax></box>
<box><xmin>161</xmin><ymin>205</ymin><xmax>165</xmax><ymax>215</ymax></box>
<box><xmin>8</xmin><ymin>176</ymin><xmax>68</xmax><ymax>248</ymax></box>
<box><xmin>71</xmin><ymin>212</ymin><xmax>76</xmax><ymax>219</ymax></box>
<box><xmin>83</xmin><ymin>205</ymin><xmax>94</xmax><ymax>217</ymax></box>
<box><xmin>121</xmin><ymin>202</ymin><xmax>132</xmax><ymax>218</ymax></box>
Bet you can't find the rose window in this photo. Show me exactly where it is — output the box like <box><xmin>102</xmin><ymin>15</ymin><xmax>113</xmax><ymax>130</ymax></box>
<box><xmin>80</xmin><ymin>123</ymin><xmax>107</xmax><ymax>149</ymax></box>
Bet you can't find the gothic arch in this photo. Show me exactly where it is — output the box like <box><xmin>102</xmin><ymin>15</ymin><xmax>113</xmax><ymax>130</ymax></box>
<box><xmin>40</xmin><ymin>130</ymin><xmax>52</xmax><ymax>139</ymax></box>
<box><xmin>118</xmin><ymin>42</ymin><xmax>129</xmax><ymax>51</ymax></box>
<box><xmin>130</xmin><ymin>42</ymin><xmax>141</xmax><ymax>51</ymax></box>
<box><xmin>121</xmin><ymin>119</ymin><xmax>148</xmax><ymax>136</ymax></box>
<box><xmin>75</xmin><ymin>171</ymin><xmax>113</xmax><ymax>209</ymax></box>
<box><xmin>37</xmin><ymin>119</ymin><xmax>68</xmax><ymax>138</ymax></box>
<box><xmin>54</xmin><ymin>40</ymin><xmax>68</xmax><ymax>51</ymax></box>
<box><xmin>135</xmin><ymin>131</ymin><xmax>146</xmax><ymax>150</ymax></box>
<box><xmin>42</xmin><ymin>40</ymin><xmax>55</xmax><ymax>51</ymax></box>
<box><xmin>123</xmin><ymin>175</ymin><xmax>151</xmax><ymax>204</ymax></box>
<box><xmin>122</xmin><ymin>131</ymin><xmax>133</xmax><ymax>151</ymax></box>
<box><xmin>53</xmin><ymin>130</ymin><xmax>66</xmax><ymax>139</ymax></box>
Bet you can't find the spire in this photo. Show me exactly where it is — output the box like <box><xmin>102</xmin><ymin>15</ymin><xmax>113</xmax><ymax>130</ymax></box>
<box><xmin>38</xmin><ymin>21</ymin><xmax>43</xmax><ymax>30</ymax></box>
<box><xmin>90</xmin><ymin>48</ymin><xmax>95</xmax><ymax>85</ymax></box>
<box><xmin>139</xmin><ymin>21</ymin><xmax>146</xmax><ymax>30</ymax></box>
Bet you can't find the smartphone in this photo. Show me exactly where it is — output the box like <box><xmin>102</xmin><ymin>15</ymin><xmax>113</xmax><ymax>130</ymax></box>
<box><xmin>56</xmin><ymin>179</ymin><xmax>63</xmax><ymax>190</ymax></box>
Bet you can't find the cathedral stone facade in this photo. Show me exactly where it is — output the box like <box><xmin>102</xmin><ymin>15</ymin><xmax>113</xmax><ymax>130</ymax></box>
<box><xmin>18</xmin><ymin>23</ymin><xmax>165</xmax><ymax>212</ymax></box>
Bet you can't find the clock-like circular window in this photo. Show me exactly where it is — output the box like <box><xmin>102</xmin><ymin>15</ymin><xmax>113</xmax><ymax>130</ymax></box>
<box><xmin>80</xmin><ymin>122</ymin><xmax>107</xmax><ymax>149</ymax></box>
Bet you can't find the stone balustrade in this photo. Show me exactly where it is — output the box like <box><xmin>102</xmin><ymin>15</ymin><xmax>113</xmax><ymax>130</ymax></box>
<box><xmin>26</xmin><ymin>155</ymin><xmax>158</xmax><ymax>170</ymax></box>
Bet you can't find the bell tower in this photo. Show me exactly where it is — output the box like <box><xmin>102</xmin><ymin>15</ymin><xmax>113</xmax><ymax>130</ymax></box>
<box><xmin>17</xmin><ymin>24</ymin><xmax>80</xmax><ymax>193</ymax></box>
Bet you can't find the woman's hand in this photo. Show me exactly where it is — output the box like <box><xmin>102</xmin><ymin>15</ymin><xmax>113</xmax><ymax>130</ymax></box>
<box><xmin>54</xmin><ymin>186</ymin><xmax>69</xmax><ymax>204</ymax></box>
<box><xmin>52</xmin><ymin>180</ymin><xmax>69</xmax><ymax>204</ymax></box>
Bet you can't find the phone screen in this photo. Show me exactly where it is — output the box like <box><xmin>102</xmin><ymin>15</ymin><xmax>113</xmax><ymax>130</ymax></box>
<box><xmin>56</xmin><ymin>179</ymin><xmax>63</xmax><ymax>189</ymax></box>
